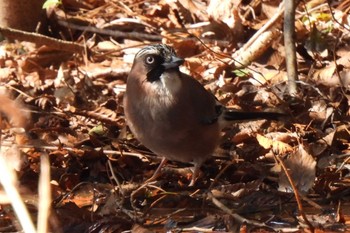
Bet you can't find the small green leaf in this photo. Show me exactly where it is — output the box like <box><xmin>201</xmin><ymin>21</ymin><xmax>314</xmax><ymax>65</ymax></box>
<box><xmin>89</xmin><ymin>125</ymin><xmax>107</xmax><ymax>136</ymax></box>
<box><xmin>233</xmin><ymin>69</ymin><xmax>249</xmax><ymax>77</ymax></box>
<box><xmin>42</xmin><ymin>0</ymin><xmax>62</xmax><ymax>9</ymax></box>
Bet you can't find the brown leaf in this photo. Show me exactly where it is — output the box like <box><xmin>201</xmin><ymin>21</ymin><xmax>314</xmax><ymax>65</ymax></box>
<box><xmin>310</xmin><ymin>130</ymin><xmax>335</xmax><ymax>157</ymax></box>
<box><xmin>278</xmin><ymin>144</ymin><xmax>316</xmax><ymax>193</ymax></box>
<box><xmin>256</xmin><ymin>133</ymin><xmax>293</xmax><ymax>154</ymax></box>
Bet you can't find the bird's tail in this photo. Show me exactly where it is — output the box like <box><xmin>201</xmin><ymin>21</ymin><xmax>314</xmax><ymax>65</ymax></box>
<box><xmin>223</xmin><ymin>109</ymin><xmax>286</xmax><ymax>121</ymax></box>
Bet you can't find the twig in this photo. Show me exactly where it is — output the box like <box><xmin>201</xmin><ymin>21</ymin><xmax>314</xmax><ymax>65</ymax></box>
<box><xmin>0</xmin><ymin>141</ymin><xmax>147</xmax><ymax>159</ymax></box>
<box><xmin>207</xmin><ymin>191</ymin><xmax>266</xmax><ymax>227</ymax></box>
<box><xmin>232</xmin><ymin>30</ymin><xmax>281</xmax><ymax>68</ymax></box>
<box><xmin>181</xmin><ymin>226</ymin><xmax>214</xmax><ymax>232</ymax></box>
<box><xmin>107</xmin><ymin>159</ymin><xmax>124</xmax><ymax>196</ymax></box>
<box><xmin>243</xmin><ymin>2</ymin><xmax>285</xmax><ymax>51</ymax></box>
<box><xmin>284</xmin><ymin>0</ymin><xmax>299</xmax><ymax>96</ymax></box>
<box><xmin>273</xmin><ymin>153</ymin><xmax>314</xmax><ymax>232</ymax></box>
<box><xmin>332</xmin><ymin>31</ymin><xmax>348</xmax><ymax>95</ymax></box>
<box><xmin>327</xmin><ymin>1</ymin><xmax>350</xmax><ymax>33</ymax></box>
<box><xmin>130</xmin><ymin>181</ymin><xmax>165</xmax><ymax>211</ymax></box>
<box><xmin>38</xmin><ymin>153</ymin><xmax>51</xmax><ymax>233</ymax></box>
<box><xmin>59</xmin><ymin>19</ymin><xmax>232</xmax><ymax>47</ymax></box>
<box><xmin>0</xmin><ymin>26</ymin><xmax>85</xmax><ymax>53</ymax></box>
<box><xmin>0</xmin><ymin>152</ymin><xmax>36</xmax><ymax>233</ymax></box>
<box><xmin>58</xmin><ymin>20</ymin><xmax>162</xmax><ymax>41</ymax></box>
<box><xmin>208</xmin><ymin>161</ymin><xmax>233</xmax><ymax>190</ymax></box>
<box><xmin>231</xmin><ymin>2</ymin><xmax>284</xmax><ymax>68</ymax></box>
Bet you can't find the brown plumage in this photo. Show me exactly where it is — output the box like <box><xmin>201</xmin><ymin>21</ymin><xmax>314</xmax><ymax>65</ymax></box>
<box><xmin>124</xmin><ymin>44</ymin><xmax>283</xmax><ymax>185</ymax></box>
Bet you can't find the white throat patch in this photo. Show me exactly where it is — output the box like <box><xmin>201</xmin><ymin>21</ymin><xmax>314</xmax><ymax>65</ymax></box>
<box><xmin>142</xmin><ymin>70</ymin><xmax>182</xmax><ymax>109</ymax></box>
<box><xmin>159</xmin><ymin>70</ymin><xmax>182</xmax><ymax>96</ymax></box>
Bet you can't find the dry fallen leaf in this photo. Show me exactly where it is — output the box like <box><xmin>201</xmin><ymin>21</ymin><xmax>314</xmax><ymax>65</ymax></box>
<box><xmin>0</xmin><ymin>0</ymin><xmax>350</xmax><ymax>232</ymax></box>
<box><xmin>256</xmin><ymin>133</ymin><xmax>293</xmax><ymax>154</ymax></box>
<box><xmin>278</xmin><ymin>144</ymin><xmax>316</xmax><ymax>194</ymax></box>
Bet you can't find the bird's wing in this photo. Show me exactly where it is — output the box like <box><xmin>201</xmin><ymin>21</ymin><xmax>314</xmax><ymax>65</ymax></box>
<box><xmin>180</xmin><ymin>73</ymin><xmax>223</xmax><ymax>125</ymax></box>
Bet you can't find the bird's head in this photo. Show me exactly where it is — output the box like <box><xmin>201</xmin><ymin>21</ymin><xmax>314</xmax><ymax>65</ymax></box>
<box><xmin>130</xmin><ymin>44</ymin><xmax>184</xmax><ymax>83</ymax></box>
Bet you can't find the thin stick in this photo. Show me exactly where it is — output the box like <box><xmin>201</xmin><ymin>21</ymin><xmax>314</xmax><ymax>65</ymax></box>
<box><xmin>38</xmin><ymin>153</ymin><xmax>51</xmax><ymax>233</ymax></box>
<box><xmin>0</xmin><ymin>153</ymin><xmax>36</xmax><ymax>233</ymax></box>
<box><xmin>0</xmin><ymin>26</ymin><xmax>84</xmax><ymax>53</ymax></box>
<box><xmin>207</xmin><ymin>191</ymin><xmax>266</xmax><ymax>227</ymax></box>
<box><xmin>274</xmin><ymin>153</ymin><xmax>314</xmax><ymax>232</ymax></box>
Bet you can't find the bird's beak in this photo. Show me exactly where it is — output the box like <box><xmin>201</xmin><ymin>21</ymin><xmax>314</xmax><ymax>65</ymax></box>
<box><xmin>162</xmin><ymin>55</ymin><xmax>184</xmax><ymax>69</ymax></box>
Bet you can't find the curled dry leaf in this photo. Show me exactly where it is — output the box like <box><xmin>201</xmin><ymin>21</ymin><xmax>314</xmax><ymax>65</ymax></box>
<box><xmin>207</xmin><ymin>0</ymin><xmax>243</xmax><ymax>32</ymax></box>
<box><xmin>310</xmin><ymin>129</ymin><xmax>335</xmax><ymax>157</ymax></box>
<box><xmin>256</xmin><ymin>133</ymin><xmax>293</xmax><ymax>155</ymax></box>
<box><xmin>261</xmin><ymin>132</ymin><xmax>299</xmax><ymax>143</ymax></box>
<box><xmin>278</xmin><ymin>144</ymin><xmax>316</xmax><ymax>194</ymax></box>
<box><xmin>313</xmin><ymin>61</ymin><xmax>350</xmax><ymax>88</ymax></box>
<box><xmin>249</xmin><ymin>67</ymin><xmax>287</xmax><ymax>86</ymax></box>
<box><xmin>308</xmin><ymin>99</ymin><xmax>329</xmax><ymax>122</ymax></box>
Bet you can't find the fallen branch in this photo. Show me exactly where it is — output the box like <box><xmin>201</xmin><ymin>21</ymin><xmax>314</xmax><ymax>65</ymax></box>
<box><xmin>58</xmin><ymin>20</ymin><xmax>162</xmax><ymax>42</ymax></box>
<box><xmin>0</xmin><ymin>26</ymin><xmax>85</xmax><ymax>53</ymax></box>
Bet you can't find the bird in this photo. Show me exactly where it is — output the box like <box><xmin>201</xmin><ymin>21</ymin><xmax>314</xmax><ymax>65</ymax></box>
<box><xmin>123</xmin><ymin>44</ymin><xmax>284</xmax><ymax>186</ymax></box>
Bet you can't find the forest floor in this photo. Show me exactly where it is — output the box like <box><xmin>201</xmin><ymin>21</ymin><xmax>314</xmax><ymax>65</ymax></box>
<box><xmin>0</xmin><ymin>0</ymin><xmax>350</xmax><ymax>232</ymax></box>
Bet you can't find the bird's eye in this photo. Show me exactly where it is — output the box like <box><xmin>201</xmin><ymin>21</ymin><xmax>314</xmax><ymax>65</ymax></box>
<box><xmin>145</xmin><ymin>55</ymin><xmax>155</xmax><ymax>65</ymax></box>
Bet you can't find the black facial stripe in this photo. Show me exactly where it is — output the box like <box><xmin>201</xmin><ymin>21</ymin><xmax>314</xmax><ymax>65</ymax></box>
<box><xmin>144</xmin><ymin>54</ymin><xmax>165</xmax><ymax>82</ymax></box>
<box><xmin>146</xmin><ymin>66</ymin><xmax>165</xmax><ymax>82</ymax></box>
<box><xmin>138</xmin><ymin>44</ymin><xmax>178</xmax><ymax>82</ymax></box>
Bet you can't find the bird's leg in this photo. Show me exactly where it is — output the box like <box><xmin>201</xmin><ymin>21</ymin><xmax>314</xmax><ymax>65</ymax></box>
<box><xmin>144</xmin><ymin>157</ymin><xmax>168</xmax><ymax>183</ymax></box>
<box><xmin>189</xmin><ymin>163</ymin><xmax>200</xmax><ymax>186</ymax></box>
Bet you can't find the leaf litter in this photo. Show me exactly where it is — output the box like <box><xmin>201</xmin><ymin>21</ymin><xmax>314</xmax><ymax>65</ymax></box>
<box><xmin>0</xmin><ymin>0</ymin><xmax>350</xmax><ymax>232</ymax></box>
